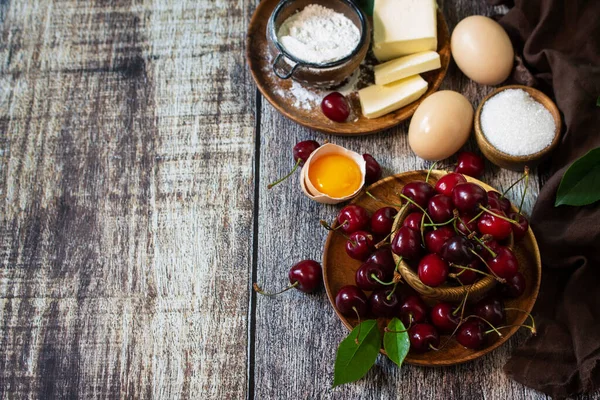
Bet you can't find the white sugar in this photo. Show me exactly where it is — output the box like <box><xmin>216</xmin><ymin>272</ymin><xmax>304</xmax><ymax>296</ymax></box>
<box><xmin>481</xmin><ymin>89</ymin><xmax>556</xmax><ymax>156</ymax></box>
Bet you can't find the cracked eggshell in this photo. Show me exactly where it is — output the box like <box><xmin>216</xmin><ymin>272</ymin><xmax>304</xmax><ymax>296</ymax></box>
<box><xmin>299</xmin><ymin>143</ymin><xmax>367</xmax><ymax>205</ymax></box>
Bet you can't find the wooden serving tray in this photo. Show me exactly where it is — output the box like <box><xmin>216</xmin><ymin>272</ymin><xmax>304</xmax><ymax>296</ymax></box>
<box><xmin>247</xmin><ymin>0</ymin><xmax>451</xmax><ymax>135</ymax></box>
<box><xmin>322</xmin><ymin>171</ymin><xmax>542</xmax><ymax>366</ymax></box>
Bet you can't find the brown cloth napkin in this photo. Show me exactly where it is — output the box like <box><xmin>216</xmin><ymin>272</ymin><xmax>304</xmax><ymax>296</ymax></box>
<box><xmin>485</xmin><ymin>0</ymin><xmax>600</xmax><ymax>398</ymax></box>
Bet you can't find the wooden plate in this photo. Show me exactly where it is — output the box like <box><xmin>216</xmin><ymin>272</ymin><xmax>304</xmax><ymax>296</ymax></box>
<box><xmin>322</xmin><ymin>170</ymin><xmax>542</xmax><ymax>366</ymax></box>
<box><xmin>246</xmin><ymin>0</ymin><xmax>451</xmax><ymax>135</ymax></box>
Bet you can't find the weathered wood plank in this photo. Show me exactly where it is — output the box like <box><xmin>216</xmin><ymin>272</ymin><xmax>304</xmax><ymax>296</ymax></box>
<box><xmin>253</xmin><ymin>1</ymin><xmax>549</xmax><ymax>399</ymax></box>
<box><xmin>0</xmin><ymin>0</ymin><xmax>255</xmax><ymax>398</ymax></box>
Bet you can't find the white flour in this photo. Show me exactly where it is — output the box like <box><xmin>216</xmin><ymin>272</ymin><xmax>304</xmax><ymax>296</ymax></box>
<box><xmin>277</xmin><ymin>4</ymin><xmax>360</xmax><ymax>64</ymax></box>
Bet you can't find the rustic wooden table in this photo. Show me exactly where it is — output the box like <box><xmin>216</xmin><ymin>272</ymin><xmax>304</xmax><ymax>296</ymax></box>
<box><xmin>0</xmin><ymin>0</ymin><xmax>596</xmax><ymax>399</ymax></box>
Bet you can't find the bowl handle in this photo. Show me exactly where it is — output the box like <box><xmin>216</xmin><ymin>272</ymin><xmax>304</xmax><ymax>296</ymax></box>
<box><xmin>272</xmin><ymin>53</ymin><xmax>300</xmax><ymax>79</ymax></box>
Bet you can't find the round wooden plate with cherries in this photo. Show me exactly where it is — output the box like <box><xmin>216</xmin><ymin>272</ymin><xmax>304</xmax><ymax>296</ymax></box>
<box><xmin>322</xmin><ymin>166</ymin><xmax>542</xmax><ymax>366</ymax></box>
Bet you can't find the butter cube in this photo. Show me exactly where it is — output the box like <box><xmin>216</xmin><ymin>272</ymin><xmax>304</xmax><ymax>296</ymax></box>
<box><xmin>374</xmin><ymin>51</ymin><xmax>441</xmax><ymax>85</ymax></box>
<box><xmin>373</xmin><ymin>0</ymin><xmax>438</xmax><ymax>62</ymax></box>
<box><xmin>359</xmin><ymin>75</ymin><xmax>428</xmax><ymax>119</ymax></box>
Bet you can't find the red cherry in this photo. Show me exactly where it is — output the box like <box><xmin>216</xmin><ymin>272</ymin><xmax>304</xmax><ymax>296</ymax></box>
<box><xmin>427</xmin><ymin>194</ymin><xmax>454</xmax><ymax>223</ymax></box>
<box><xmin>363</xmin><ymin>154</ymin><xmax>382</xmax><ymax>184</ymax></box>
<box><xmin>409</xmin><ymin>323</ymin><xmax>440</xmax><ymax>352</ymax></box>
<box><xmin>346</xmin><ymin>231</ymin><xmax>375</xmax><ymax>261</ymax></box>
<box><xmin>366</xmin><ymin>248</ymin><xmax>396</xmax><ymax>275</ymax></box>
<box><xmin>288</xmin><ymin>260</ymin><xmax>322</xmax><ymax>293</ymax></box>
<box><xmin>498</xmin><ymin>271</ymin><xmax>526</xmax><ymax>298</ymax></box>
<box><xmin>474</xmin><ymin>296</ymin><xmax>505</xmax><ymax>327</ymax></box>
<box><xmin>440</xmin><ymin>236</ymin><xmax>475</xmax><ymax>265</ymax></box>
<box><xmin>488</xmin><ymin>246</ymin><xmax>519</xmax><ymax>279</ymax></box>
<box><xmin>337</xmin><ymin>205</ymin><xmax>370</xmax><ymax>234</ymax></box>
<box><xmin>371</xmin><ymin>207</ymin><xmax>398</xmax><ymax>236</ymax></box>
<box><xmin>457</xmin><ymin>320</ymin><xmax>485</xmax><ymax>349</ymax></box>
<box><xmin>455</xmin><ymin>151</ymin><xmax>485</xmax><ymax>178</ymax></box>
<box><xmin>431</xmin><ymin>303</ymin><xmax>460</xmax><ymax>333</ymax></box>
<box><xmin>510</xmin><ymin>212</ymin><xmax>529</xmax><ymax>240</ymax></box>
<box><xmin>401</xmin><ymin>181</ymin><xmax>435</xmax><ymax>211</ymax></box>
<box><xmin>399</xmin><ymin>295</ymin><xmax>429</xmax><ymax>327</ymax></box>
<box><xmin>452</xmin><ymin>182</ymin><xmax>488</xmax><ymax>214</ymax></box>
<box><xmin>293</xmin><ymin>140</ymin><xmax>320</xmax><ymax>165</ymax></box>
<box><xmin>487</xmin><ymin>191</ymin><xmax>511</xmax><ymax>213</ymax></box>
<box><xmin>418</xmin><ymin>254</ymin><xmax>449</xmax><ymax>287</ymax></box>
<box><xmin>391</xmin><ymin>226</ymin><xmax>422</xmax><ymax>259</ymax></box>
<box><xmin>477</xmin><ymin>209</ymin><xmax>513</xmax><ymax>240</ymax></box>
<box><xmin>355</xmin><ymin>261</ymin><xmax>392</xmax><ymax>291</ymax></box>
<box><xmin>424</xmin><ymin>226</ymin><xmax>455</xmax><ymax>255</ymax></box>
<box><xmin>335</xmin><ymin>285</ymin><xmax>368</xmax><ymax>318</ymax></box>
<box><xmin>370</xmin><ymin>288</ymin><xmax>401</xmax><ymax>317</ymax></box>
<box><xmin>321</xmin><ymin>92</ymin><xmax>350</xmax><ymax>122</ymax></box>
<box><xmin>435</xmin><ymin>172</ymin><xmax>467</xmax><ymax>196</ymax></box>
<box><xmin>450</xmin><ymin>259</ymin><xmax>481</xmax><ymax>285</ymax></box>
<box><xmin>456</xmin><ymin>212</ymin><xmax>478</xmax><ymax>236</ymax></box>
<box><xmin>403</xmin><ymin>212</ymin><xmax>424</xmax><ymax>231</ymax></box>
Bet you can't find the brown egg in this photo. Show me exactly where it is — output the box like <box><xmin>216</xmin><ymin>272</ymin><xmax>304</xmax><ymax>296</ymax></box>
<box><xmin>451</xmin><ymin>16</ymin><xmax>514</xmax><ymax>86</ymax></box>
<box><xmin>408</xmin><ymin>91</ymin><xmax>474</xmax><ymax>161</ymax></box>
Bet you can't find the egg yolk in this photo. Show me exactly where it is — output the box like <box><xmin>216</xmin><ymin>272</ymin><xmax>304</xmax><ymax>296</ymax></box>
<box><xmin>308</xmin><ymin>154</ymin><xmax>362</xmax><ymax>198</ymax></box>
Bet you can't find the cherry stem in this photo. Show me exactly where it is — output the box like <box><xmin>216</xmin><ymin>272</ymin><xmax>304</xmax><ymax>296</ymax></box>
<box><xmin>426</xmin><ymin>161</ymin><xmax>438</xmax><ymax>183</ymax></box>
<box><xmin>472</xmin><ymin>236</ymin><xmax>497</xmax><ymax>258</ymax></box>
<box><xmin>502</xmin><ymin>172</ymin><xmax>528</xmax><ymax>196</ymax></box>
<box><xmin>429</xmin><ymin>344</ymin><xmax>440</xmax><ymax>351</ymax></box>
<box><xmin>353</xmin><ymin>306</ymin><xmax>362</xmax><ymax>345</ymax></box>
<box><xmin>365</xmin><ymin>191</ymin><xmax>404</xmax><ymax>208</ymax></box>
<box><xmin>469</xmin><ymin>250</ymin><xmax>505</xmax><ymax>283</ymax></box>
<box><xmin>268</xmin><ymin>158</ymin><xmax>301</xmax><ymax>189</ymax></box>
<box><xmin>518</xmin><ymin>167</ymin><xmax>530</xmax><ymax>215</ymax></box>
<box><xmin>450</xmin><ymin>263</ymin><xmax>497</xmax><ymax>280</ymax></box>
<box><xmin>468</xmin><ymin>210</ymin><xmax>485</xmax><ymax>224</ymax></box>
<box><xmin>371</xmin><ymin>274</ymin><xmax>395</xmax><ymax>286</ymax></box>
<box><xmin>467</xmin><ymin>315</ymin><xmax>503</xmax><ymax>337</ymax></box>
<box><xmin>320</xmin><ymin>220</ymin><xmax>350</xmax><ymax>240</ymax></box>
<box><xmin>420</xmin><ymin>212</ymin><xmax>428</xmax><ymax>243</ymax></box>
<box><xmin>253</xmin><ymin>281</ymin><xmax>298</xmax><ymax>296</ymax></box>
<box><xmin>505</xmin><ymin>307</ymin><xmax>537</xmax><ymax>335</ymax></box>
<box><xmin>399</xmin><ymin>194</ymin><xmax>434</xmax><ymax>224</ymax></box>
<box><xmin>385</xmin><ymin>283</ymin><xmax>399</xmax><ymax>301</ymax></box>
<box><xmin>484</xmin><ymin>324</ymin><xmax>536</xmax><ymax>336</ymax></box>
<box><xmin>424</xmin><ymin>216</ymin><xmax>456</xmax><ymax>227</ymax></box>
<box><xmin>479</xmin><ymin>205</ymin><xmax>520</xmax><ymax>226</ymax></box>
<box><xmin>395</xmin><ymin>256</ymin><xmax>403</xmax><ymax>273</ymax></box>
<box><xmin>454</xmin><ymin>213</ymin><xmax>473</xmax><ymax>235</ymax></box>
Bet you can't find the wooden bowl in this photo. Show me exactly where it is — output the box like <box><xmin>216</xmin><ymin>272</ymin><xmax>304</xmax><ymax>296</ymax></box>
<box><xmin>247</xmin><ymin>0</ymin><xmax>451</xmax><ymax>135</ymax></box>
<box><xmin>322</xmin><ymin>170</ymin><xmax>542</xmax><ymax>366</ymax></box>
<box><xmin>266</xmin><ymin>0</ymin><xmax>371</xmax><ymax>87</ymax></box>
<box><xmin>474</xmin><ymin>85</ymin><xmax>562</xmax><ymax>171</ymax></box>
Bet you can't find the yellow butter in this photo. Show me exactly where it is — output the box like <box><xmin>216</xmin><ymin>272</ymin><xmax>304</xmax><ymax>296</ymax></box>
<box><xmin>373</xmin><ymin>0</ymin><xmax>438</xmax><ymax>62</ymax></box>
<box><xmin>374</xmin><ymin>51</ymin><xmax>440</xmax><ymax>86</ymax></box>
<box><xmin>359</xmin><ymin>75</ymin><xmax>428</xmax><ymax>119</ymax></box>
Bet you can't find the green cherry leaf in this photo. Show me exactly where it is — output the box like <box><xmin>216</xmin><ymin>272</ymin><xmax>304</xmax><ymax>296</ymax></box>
<box><xmin>555</xmin><ymin>147</ymin><xmax>600</xmax><ymax>207</ymax></box>
<box><xmin>333</xmin><ymin>320</ymin><xmax>381</xmax><ymax>387</ymax></box>
<box><xmin>383</xmin><ymin>317</ymin><xmax>410</xmax><ymax>368</ymax></box>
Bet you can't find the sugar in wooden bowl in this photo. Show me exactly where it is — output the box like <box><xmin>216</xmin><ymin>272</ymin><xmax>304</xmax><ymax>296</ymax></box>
<box><xmin>474</xmin><ymin>85</ymin><xmax>562</xmax><ymax>171</ymax></box>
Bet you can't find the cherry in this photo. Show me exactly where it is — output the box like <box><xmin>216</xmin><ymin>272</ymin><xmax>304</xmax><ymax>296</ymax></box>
<box><xmin>403</xmin><ymin>212</ymin><xmax>424</xmax><ymax>231</ymax></box>
<box><xmin>427</xmin><ymin>194</ymin><xmax>454</xmax><ymax>223</ymax></box>
<box><xmin>355</xmin><ymin>261</ymin><xmax>392</xmax><ymax>291</ymax></box>
<box><xmin>254</xmin><ymin>260</ymin><xmax>322</xmax><ymax>296</ymax></box>
<box><xmin>366</xmin><ymin>248</ymin><xmax>396</xmax><ymax>276</ymax></box>
<box><xmin>369</xmin><ymin>288</ymin><xmax>400</xmax><ymax>318</ymax></box>
<box><xmin>498</xmin><ymin>271</ymin><xmax>526</xmax><ymax>298</ymax></box>
<box><xmin>440</xmin><ymin>236</ymin><xmax>474</xmax><ymax>264</ymax></box>
<box><xmin>487</xmin><ymin>191</ymin><xmax>511</xmax><ymax>213</ymax></box>
<box><xmin>321</xmin><ymin>92</ymin><xmax>350</xmax><ymax>122</ymax></box>
<box><xmin>474</xmin><ymin>296</ymin><xmax>505</xmax><ymax>326</ymax></box>
<box><xmin>418</xmin><ymin>254</ymin><xmax>449</xmax><ymax>287</ymax></box>
<box><xmin>456</xmin><ymin>320</ymin><xmax>485</xmax><ymax>349</ymax></box>
<box><xmin>401</xmin><ymin>181</ymin><xmax>435</xmax><ymax>211</ymax></box>
<box><xmin>409</xmin><ymin>323</ymin><xmax>440</xmax><ymax>352</ymax></box>
<box><xmin>480</xmin><ymin>239</ymin><xmax>502</xmax><ymax>259</ymax></box>
<box><xmin>363</xmin><ymin>154</ymin><xmax>382</xmax><ymax>185</ymax></box>
<box><xmin>456</xmin><ymin>212</ymin><xmax>478</xmax><ymax>236</ymax></box>
<box><xmin>425</xmin><ymin>226</ymin><xmax>455</xmax><ymax>255</ymax></box>
<box><xmin>488</xmin><ymin>246</ymin><xmax>519</xmax><ymax>279</ymax></box>
<box><xmin>452</xmin><ymin>182</ymin><xmax>488</xmax><ymax>214</ymax></box>
<box><xmin>431</xmin><ymin>303</ymin><xmax>460</xmax><ymax>333</ymax></box>
<box><xmin>435</xmin><ymin>172</ymin><xmax>467</xmax><ymax>196</ymax></box>
<box><xmin>335</xmin><ymin>285</ymin><xmax>369</xmax><ymax>318</ymax></box>
<box><xmin>477</xmin><ymin>209</ymin><xmax>513</xmax><ymax>240</ymax></box>
<box><xmin>391</xmin><ymin>226</ymin><xmax>422</xmax><ymax>259</ymax></box>
<box><xmin>510</xmin><ymin>212</ymin><xmax>529</xmax><ymax>240</ymax></box>
<box><xmin>268</xmin><ymin>140</ymin><xmax>320</xmax><ymax>189</ymax></box>
<box><xmin>399</xmin><ymin>295</ymin><xmax>429</xmax><ymax>327</ymax></box>
<box><xmin>455</xmin><ymin>151</ymin><xmax>485</xmax><ymax>178</ymax></box>
<box><xmin>337</xmin><ymin>205</ymin><xmax>370</xmax><ymax>234</ymax></box>
<box><xmin>346</xmin><ymin>231</ymin><xmax>375</xmax><ymax>261</ymax></box>
<box><xmin>371</xmin><ymin>207</ymin><xmax>398</xmax><ymax>236</ymax></box>
<box><xmin>451</xmin><ymin>259</ymin><xmax>481</xmax><ymax>285</ymax></box>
